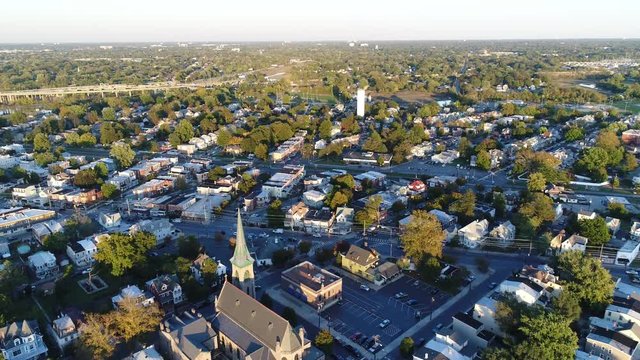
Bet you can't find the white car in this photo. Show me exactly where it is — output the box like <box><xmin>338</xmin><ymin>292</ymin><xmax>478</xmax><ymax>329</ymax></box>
<box><xmin>626</xmin><ymin>270</ymin><xmax>639</xmax><ymax>276</ymax></box>
<box><xmin>360</xmin><ymin>284</ymin><xmax>371</xmax><ymax>292</ymax></box>
<box><xmin>379</xmin><ymin>319</ymin><xmax>390</xmax><ymax>328</ymax></box>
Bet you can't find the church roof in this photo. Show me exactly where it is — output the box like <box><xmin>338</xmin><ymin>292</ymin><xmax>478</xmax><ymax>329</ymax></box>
<box><xmin>215</xmin><ymin>282</ymin><xmax>303</xmax><ymax>353</ymax></box>
<box><xmin>230</xmin><ymin>209</ymin><xmax>254</xmax><ymax>268</ymax></box>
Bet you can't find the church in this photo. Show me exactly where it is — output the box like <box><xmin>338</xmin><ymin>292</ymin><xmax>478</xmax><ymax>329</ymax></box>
<box><xmin>211</xmin><ymin>210</ymin><xmax>312</xmax><ymax>360</ymax></box>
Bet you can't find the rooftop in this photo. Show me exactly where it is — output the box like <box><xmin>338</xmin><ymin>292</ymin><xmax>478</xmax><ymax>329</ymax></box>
<box><xmin>281</xmin><ymin>261</ymin><xmax>342</xmax><ymax>292</ymax></box>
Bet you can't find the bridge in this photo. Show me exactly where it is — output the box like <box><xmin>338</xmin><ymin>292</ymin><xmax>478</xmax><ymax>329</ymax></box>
<box><xmin>0</xmin><ymin>78</ymin><xmax>231</xmax><ymax>103</ymax></box>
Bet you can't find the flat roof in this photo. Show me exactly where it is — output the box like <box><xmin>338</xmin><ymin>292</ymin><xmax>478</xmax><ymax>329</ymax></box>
<box><xmin>281</xmin><ymin>261</ymin><xmax>341</xmax><ymax>292</ymax></box>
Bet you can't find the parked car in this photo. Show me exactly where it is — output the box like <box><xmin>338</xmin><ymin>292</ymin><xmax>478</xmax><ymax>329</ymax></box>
<box><xmin>378</xmin><ymin>319</ymin><xmax>390</xmax><ymax>328</ymax></box>
<box><xmin>430</xmin><ymin>288</ymin><xmax>440</xmax><ymax>295</ymax></box>
<box><xmin>626</xmin><ymin>269</ymin><xmax>638</xmax><ymax>275</ymax></box>
<box><xmin>350</xmin><ymin>332</ymin><xmax>362</xmax><ymax>341</ymax></box>
<box><xmin>416</xmin><ymin>338</ymin><xmax>426</xmax><ymax>346</ymax></box>
<box><xmin>489</xmin><ymin>282</ymin><xmax>498</xmax><ymax>289</ymax></box>
<box><xmin>360</xmin><ymin>284</ymin><xmax>371</xmax><ymax>292</ymax></box>
<box><xmin>433</xmin><ymin>323</ymin><xmax>443</xmax><ymax>331</ymax></box>
<box><xmin>407</xmin><ymin>299</ymin><xmax>418</xmax><ymax>305</ymax></box>
<box><xmin>394</xmin><ymin>292</ymin><xmax>407</xmax><ymax>299</ymax></box>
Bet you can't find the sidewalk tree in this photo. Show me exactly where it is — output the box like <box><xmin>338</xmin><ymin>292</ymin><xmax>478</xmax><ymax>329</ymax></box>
<box><xmin>400</xmin><ymin>337</ymin><xmax>414</xmax><ymax>358</ymax></box>
<box><xmin>315</xmin><ymin>329</ymin><xmax>334</xmax><ymax>354</ymax></box>
<box><xmin>100</xmin><ymin>183</ymin><xmax>119</xmax><ymax>199</ymax></box>
<box><xmin>527</xmin><ymin>172</ymin><xmax>546</xmax><ymax>192</ymax></box>
<box><xmin>281</xmin><ymin>307</ymin><xmax>298</xmax><ymax>327</ymax></box>
<box><xmin>557</xmin><ymin>250</ymin><xmax>614</xmax><ymax>311</ymax></box>
<box><xmin>476</xmin><ymin>150</ymin><xmax>491</xmax><ymax>171</ymax></box>
<box><xmin>400</xmin><ymin>210</ymin><xmax>445</xmax><ymax>260</ymax></box>
<box><xmin>178</xmin><ymin>235</ymin><xmax>201</xmax><ymax>260</ymax></box>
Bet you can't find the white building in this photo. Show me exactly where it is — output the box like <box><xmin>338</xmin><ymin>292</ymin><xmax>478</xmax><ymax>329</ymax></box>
<box><xmin>99</xmin><ymin>212</ymin><xmax>121</xmax><ymax>229</ymax></box>
<box><xmin>49</xmin><ymin>313</ymin><xmax>79</xmax><ymax>351</ymax></box>
<box><xmin>498</xmin><ymin>276</ymin><xmax>545</xmax><ymax>305</ymax></box>
<box><xmin>261</xmin><ymin>165</ymin><xmax>305</xmax><ymax>199</ymax></box>
<box><xmin>112</xmin><ymin>285</ymin><xmax>155</xmax><ymax>309</ymax></box>
<box><xmin>357</xmin><ymin>89</ymin><xmax>365</xmax><ymax>117</ymax></box>
<box><xmin>28</xmin><ymin>251</ymin><xmax>59</xmax><ymax>280</ymax></box>
<box><xmin>560</xmin><ymin>234</ymin><xmax>588</xmax><ymax>253</ymax></box>
<box><xmin>489</xmin><ymin>221</ymin><xmax>516</xmax><ymax>247</ymax></box>
<box><xmin>302</xmin><ymin>190</ymin><xmax>326</xmax><ymax>209</ymax></box>
<box><xmin>65</xmin><ymin>239</ymin><xmax>98</xmax><ymax>268</ymax></box>
<box><xmin>458</xmin><ymin>220</ymin><xmax>489</xmax><ymax>248</ymax></box>
<box><xmin>617</xmin><ymin>241</ymin><xmax>640</xmax><ymax>266</ymax></box>
<box><xmin>129</xmin><ymin>219</ymin><xmax>176</xmax><ymax>245</ymax></box>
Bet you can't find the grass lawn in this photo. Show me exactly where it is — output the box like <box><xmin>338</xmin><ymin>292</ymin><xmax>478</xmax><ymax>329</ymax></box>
<box><xmin>613</xmin><ymin>100</ymin><xmax>640</xmax><ymax>114</ymax></box>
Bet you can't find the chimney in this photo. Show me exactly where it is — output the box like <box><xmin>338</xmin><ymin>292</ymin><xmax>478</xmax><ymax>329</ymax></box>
<box><xmin>298</xmin><ymin>327</ymin><xmax>306</xmax><ymax>342</ymax></box>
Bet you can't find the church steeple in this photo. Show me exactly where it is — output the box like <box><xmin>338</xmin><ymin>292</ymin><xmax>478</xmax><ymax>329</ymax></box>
<box><xmin>230</xmin><ymin>209</ymin><xmax>255</xmax><ymax>298</ymax></box>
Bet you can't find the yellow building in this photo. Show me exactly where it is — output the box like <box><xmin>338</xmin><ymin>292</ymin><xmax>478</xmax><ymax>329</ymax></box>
<box><xmin>339</xmin><ymin>244</ymin><xmax>379</xmax><ymax>282</ymax></box>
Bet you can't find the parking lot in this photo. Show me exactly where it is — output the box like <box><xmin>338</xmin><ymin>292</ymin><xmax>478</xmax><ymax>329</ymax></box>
<box><xmin>323</xmin><ymin>272</ymin><xmax>451</xmax><ymax>354</ymax></box>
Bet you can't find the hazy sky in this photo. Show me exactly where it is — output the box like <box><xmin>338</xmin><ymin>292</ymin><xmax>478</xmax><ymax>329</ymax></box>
<box><xmin>2</xmin><ymin>0</ymin><xmax>639</xmax><ymax>43</ymax></box>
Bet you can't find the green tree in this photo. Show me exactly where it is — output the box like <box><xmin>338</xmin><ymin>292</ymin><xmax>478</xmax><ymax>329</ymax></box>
<box><xmin>577</xmin><ymin>216</ymin><xmax>610</xmax><ymax>246</ymax></box>
<box><xmin>95</xmin><ymin>232</ymin><xmax>156</xmax><ymax>276</ymax></box>
<box><xmin>267</xmin><ymin>199</ymin><xmax>285</xmax><ymax>228</ymax></box>
<box><xmin>216</xmin><ymin>128</ymin><xmax>232</xmax><ymax>147</ymax></box>
<box><xmin>514</xmin><ymin>193</ymin><xmax>555</xmax><ymax>237</ymax></box>
<box><xmin>355</xmin><ymin>195</ymin><xmax>382</xmax><ymax>228</ymax></box>
<box><xmin>255</xmin><ymin>143</ymin><xmax>269</xmax><ymax>160</ymax></box>
<box><xmin>449</xmin><ymin>190</ymin><xmax>476</xmax><ymax>222</ymax></box>
<box><xmin>177</xmin><ymin>236</ymin><xmax>201</xmax><ymax>260</ymax></box>
<box><xmin>43</xmin><ymin>233</ymin><xmax>68</xmax><ymax>253</ymax></box>
<box><xmin>200</xmin><ymin>257</ymin><xmax>219</xmax><ymax>286</ymax></box>
<box><xmin>101</xmin><ymin>107</ymin><xmax>116</xmax><ymax>121</ymax></box>
<box><xmin>33</xmin><ymin>133</ymin><xmax>50</xmax><ymax>153</ymax></box>
<box><xmin>94</xmin><ymin>162</ymin><xmax>109</xmax><ymax>179</ymax></box>
<box><xmin>100</xmin><ymin>183</ymin><xmax>119</xmax><ymax>199</ymax></box>
<box><xmin>169</xmin><ymin>119</ymin><xmax>195</xmax><ymax>146</ymax></box>
<box><xmin>100</xmin><ymin>122</ymin><xmax>122</xmax><ymax>145</ymax></box>
<box><xmin>329</xmin><ymin>190</ymin><xmax>350</xmax><ymax>210</ymax></box>
<box><xmin>557</xmin><ymin>250</ymin><xmax>615</xmax><ymax>311</ymax></box>
<box><xmin>74</xmin><ymin>169</ymin><xmax>98</xmax><ymax>188</ymax></box>
<box><xmin>399</xmin><ymin>337</ymin><xmax>414</xmax><ymax>358</ymax></box>
<box><xmin>9</xmin><ymin>111</ymin><xmax>27</xmax><ymax>125</ymax></box>
<box><xmin>417</xmin><ymin>102</ymin><xmax>440</xmax><ymax>117</ymax></box>
<box><xmin>528</xmin><ymin>172</ymin><xmax>547</xmax><ymax>192</ymax></box>
<box><xmin>319</xmin><ymin>118</ymin><xmax>333</xmax><ymax>140</ymax></box>
<box><xmin>271</xmin><ymin>249</ymin><xmax>294</xmax><ymax>267</ymax></box>
<box><xmin>513</xmin><ymin>312</ymin><xmax>578</xmax><ymax>360</ymax></box>
<box><xmin>281</xmin><ymin>307</ymin><xmax>298</xmax><ymax>327</ymax></box>
<box><xmin>114</xmin><ymin>297</ymin><xmax>162</xmax><ymax>342</ymax></box>
<box><xmin>298</xmin><ymin>241</ymin><xmax>312</xmax><ymax>254</ymax></box>
<box><xmin>458</xmin><ymin>137</ymin><xmax>472</xmax><ymax>159</ymax></box>
<box><xmin>110</xmin><ymin>143</ymin><xmax>136</xmax><ymax>169</ymax></box>
<box><xmin>362</xmin><ymin>131</ymin><xmax>388</xmax><ymax>153</ymax></box>
<box><xmin>551</xmin><ymin>290</ymin><xmax>581</xmax><ymax>323</ymax></box>
<box><xmin>78</xmin><ymin>312</ymin><xmax>117</xmax><ymax>359</ymax></box>
<box><xmin>401</xmin><ymin>210</ymin><xmax>445</xmax><ymax>261</ymax></box>
<box><xmin>564</xmin><ymin>127</ymin><xmax>584</xmax><ymax>142</ymax></box>
<box><xmin>315</xmin><ymin>329</ymin><xmax>334</xmax><ymax>354</ymax></box>
<box><xmin>476</xmin><ymin>150</ymin><xmax>491</xmax><ymax>170</ymax></box>
<box><xmin>621</xmin><ymin>152</ymin><xmax>638</xmax><ymax>172</ymax></box>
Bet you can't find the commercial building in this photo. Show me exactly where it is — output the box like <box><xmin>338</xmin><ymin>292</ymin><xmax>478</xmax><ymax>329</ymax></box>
<box><xmin>270</xmin><ymin>136</ymin><xmax>304</xmax><ymax>162</ymax></box>
<box><xmin>339</xmin><ymin>245</ymin><xmax>379</xmax><ymax>282</ymax></box>
<box><xmin>261</xmin><ymin>165</ymin><xmax>305</xmax><ymax>199</ymax></box>
<box><xmin>281</xmin><ymin>261</ymin><xmax>342</xmax><ymax>312</ymax></box>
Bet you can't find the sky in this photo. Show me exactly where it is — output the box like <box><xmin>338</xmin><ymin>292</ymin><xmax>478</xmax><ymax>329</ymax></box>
<box><xmin>1</xmin><ymin>0</ymin><xmax>639</xmax><ymax>43</ymax></box>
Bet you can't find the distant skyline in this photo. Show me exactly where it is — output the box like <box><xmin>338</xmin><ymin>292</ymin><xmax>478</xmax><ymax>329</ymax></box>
<box><xmin>2</xmin><ymin>0</ymin><xmax>640</xmax><ymax>43</ymax></box>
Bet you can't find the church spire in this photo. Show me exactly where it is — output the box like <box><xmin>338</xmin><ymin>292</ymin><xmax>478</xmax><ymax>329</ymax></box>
<box><xmin>230</xmin><ymin>209</ymin><xmax>255</xmax><ymax>298</ymax></box>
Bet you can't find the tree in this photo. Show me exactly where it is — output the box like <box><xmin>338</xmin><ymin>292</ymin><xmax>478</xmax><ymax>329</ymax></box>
<box><xmin>577</xmin><ymin>216</ymin><xmax>610</xmax><ymax>246</ymax></box>
<box><xmin>79</xmin><ymin>312</ymin><xmax>117</xmax><ymax>359</ymax></box>
<box><xmin>43</xmin><ymin>233</ymin><xmax>68</xmax><ymax>253</ymax></box>
<box><xmin>267</xmin><ymin>199</ymin><xmax>284</xmax><ymax>228</ymax></box>
<box><xmin>178</xmin><ymin>236</ymin><xmax>201</xmax><ymax>260</ymax></box>
<box><xmin>514</xmin><ymin>193</ymin><xmax>555</xmax><ymax>237</ymax></box>
<box><xmin>200</xmin><ymin>258</ymin><xmax>219</xmax><ymax>286</ymax></box>
<box><xmin>100</xmin><ymin>122</ymin><xmax>122</xmax><ymax>145</ymax></box>
<box><xmin>254</xmin><ymin>143</ymin><xmax>269</xmax><ymax>160</ymax></box>
<box><xmin>355</xmin><ymin>195</ymin><xmax>382</xmax><ymax>228</ymax></box>
<box><xmin>271</xmin><ymin>249</ymin><xmax>294</xmax><ymax>267</ymax></box>
<box><xmin>110</xmin><ymin>143</ymin><xmax>136</xmax><ymax>169</ymax></box>
<box><xmin>175</xmin><ymin>176</ymin><xmax>188</xmax><ymax>190</ymax></box>
<box><xmin>315</xmin><ymin>329</ymin><xmax>334</xmax><ymax>354</ymax></box>
<box><xmin>101</xmin><ymin>107</ymin><xmax>116</xmax><ymax>121</ymax></box>
<box><xmin>417</xmin><ymin>103</ymin><xmax>439</xmax><ymax>117</ymax></box>
<box><xmin>476</xmin><ymin>150</ymin><xmax>491</xmax><ymax>170</ymax></box>
<box><xmin>114</xmin><ymin>297</ymin><xmax>162</xmax><ymax>342</ymax></box>
<box><xmin>557</xmin><ymin>250</ymin><xmax>615</xmax><ymax>311</ymax></box>
<box><xmin>399</xmin><ymin>337</ymin><xmax>414</xmax><ymax>358</ymax></box>
<box><xmin>216</xmin><ymin>128</ymin><xmax>232</xmax><ymax>147</ymax></box>
<box><xmin>621</xmin><ymin>152</ymin><xmax>638</xmax><ymax>172</ymax></box>
<box><xmin>401</xmin><ymin>210</ymin><xmax>445</xmax><ymax>261</ymax></box>
<box><xmin>74</xmin><ymin>169</ymin><xmax>99</xmax><ymax>188</ymax></box>
<box><xmin>94</xmin><ymin>162</ymin><xmax>109</xmax><ymax>179</ymax></box>
<box><xmin>527</xmin><ymin>172</ymin><xmax>546</xmax><ymax>192</ymax></box>
<box><xmin>100</xmin><ymin>183</ymin><xmax>119</xmax><ymax>199</ymax></box>
<box><xmin>552</xmin><ymin>290</ymin><xmax>581</xmax><ymax>323</ymax></box>
<box><xmin>564</xmin><ymin>127</ymin><xmax>584</xmax><ymax>142</ymax></box>
<box><xmin>169</xmin><ymin>119</ymin><xmax>194</xmax><ymax>146</ymax></box>
<box><xmin>298</xmin><ymin>241</ymin><xmax>312</xmax><ymax>254</ymax></box>
<box><xmin>362</xmin><ymin>131</ymin><xmax>388</xmax><ymax>153</ymax></box>
<box><xmin>458</xmin><ymin>137</ymin><xmax>472</xmax><ymax>159</ymax></box>
<box><xmin>501</xmin><ymin>102</ymin><xmax>517</xmax><ymax>116</ymax></box>
<box><xmin>33</xmin><ymin>133</ymin><xmax>50</xmax><ymax>153</ymax></box>
<box><xmin>449</xmin><ymin>190</ymin><xmax>476</xmax><ymax>222</ymax></box>
<box><xmin>319</xmin><ymin>118</ymin><xmax>333</xmax><ymax>140</ymax></box>
<box><xmin>329</xmin><ymin>190</ymin><xmax>349</xmax><ymax>210</ymax></box>
<box><xmin>9</xmin><ymin>111</ymin><xmax>27</xmax><ymax>125</ymax></box>
<box><xmin>281</xmin><ymin>307</ymin><xmax>298</xmax><ymax>327</ymax></box>
<box><xmin>512</xmin><ymin>312</ymin><xmax>578</xmax><ymax>360</ymax></box>
<box><xmin>95</xmin><ymin>232</ymin><xmax>156</xmax><ymax>276</ymax></box>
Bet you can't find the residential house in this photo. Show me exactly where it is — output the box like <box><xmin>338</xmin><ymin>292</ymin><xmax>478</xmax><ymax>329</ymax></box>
<box><xmin>489</xmin><ymin>221</ymin><xmax>516</xmax><ymax>247</ymax></box>
<box><xmin>304</xmin><ymin>208</ymin><xmax>335</xmax><ymax>235</ymax></box>
<box><xmin>560</xmin><ymin>234</ymin><xmax>588</xmax><ymax>253</ymax></box>
<box><xmin>302</xmin><ymin>190</ymin><xmax>326</xmax><ymax>209</ymax></box>
<box><xmin>28</xmin><ymin>251</ymin><xmax>59</xmax><ymax>280</ymax></box>
<box><xmin>604</xmin><ymin>295</ymin><xmax>640</xmax><ymax>327</ymax></box>
<box><xmin>190</xmin><ymin>253</ymin><xmax>226</xmax><ymax>286</ymax></box>
<box><xmin>586</xmin><ymin>326</ymin><xmax>640</xmax><ymax>360</ymax></box>
<box><xmin>451</xmin><ymin>312</ymin><xmax>495</xmax><ymax>348</ymax></box>
<box><xmin>473</xmin><ymin>294</ymin><xmax>503</xmax><ymax>337</ymax></box>
<box><xmin>333</xmin><ymin>207</ymin><xmax>354</xmax><ymax>235</ymax></box>
<box><xmin>98</xmin><ymin>212</ymin><xmax>121</xmax><ymax>229</ymax></box>
<box><xmin>65</xmin><ymin>239</ymin><xmax>97</xmax><ymax>268</ymax></box>
<box><xmin>49</xmin><ymin>312</ymin><xmax>80</xmax><ymax>351</ymax></box>
<box><xmin>607</xmin><ymin>217</ymin><xmax>622</xmax><ymax>234</ymax></box>
<box><xmin>128</xmin><ymin>346</ymin><xmax>163</xmax><ymax>360</ymax></box>
<box><xmin>577</xmin><ymin>210</ymin><xmax>597</xmax><ymax>221</ymax></box>
<box><xmin>498</xmin><ymin>276</ymin><xmax>545</xmax><ymax>306</ymax></box>
<box><xmin>408</xmin><ymin>180</ymin><xmax>426</xmax><ymax>194</ymax></box>
<box><xmin>285</xmin><ymin>202</ymin><xmax>309</xmax><ymax>231</ymax></box>
<box><xmin>281</xmin><ymin>261</ymin><xmax>343</xmax><ymax>312</ymax></box>
<box><xmin>0</xmin><ymin>321</ymin><xmax>48</xmax><ymax>360</ymax></box>
<box><xmin>339</xmin><ymin>245</ymin><xmax>379</xmax><ymax>282</ymax></box>
<box><xmin>458</xmin><ymin>220</ymin><xmax>490</xmax><ymax>249</ymax></box>
<box><xmin>146</xmin><ymin>274</ymin><xmax>185</xmax><ymax>313</ymax></box>
<box><xmin>112</xmin><ymin>285</ymin><xmax>155</xmax><ymax>309</ymax></box>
